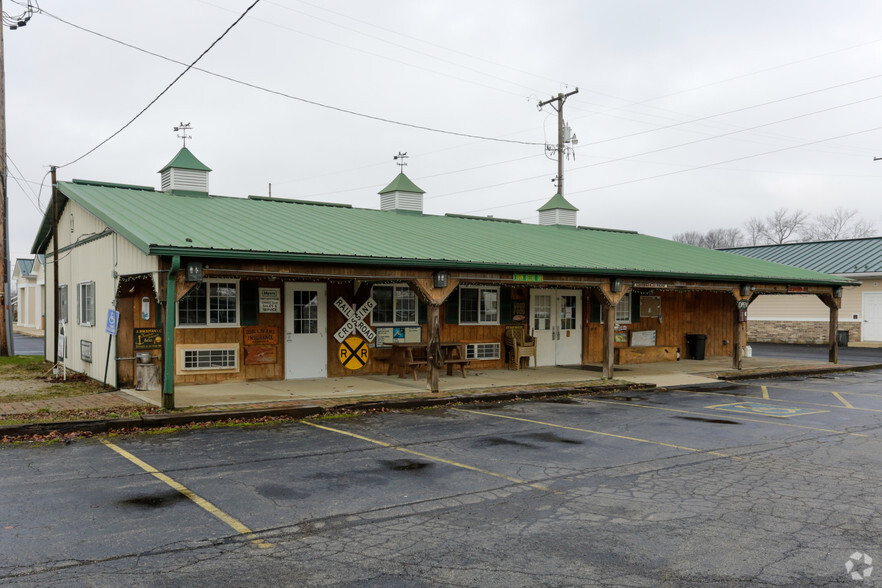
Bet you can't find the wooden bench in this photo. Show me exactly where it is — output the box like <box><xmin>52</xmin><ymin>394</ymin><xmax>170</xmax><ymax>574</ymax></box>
<box><xmin>444</xmin><ymin>358</ymin><xmax>470</xmax><ymax>378</ymax></box>
<box><xmin>406</xmin><ymin>360</ymin><xmax>428</xmax><ymax>380</ymax></box>
<box><xmin>615</xmin><ymin>346</ymin><xmax>678</xmax><ymax>364</ymax></box>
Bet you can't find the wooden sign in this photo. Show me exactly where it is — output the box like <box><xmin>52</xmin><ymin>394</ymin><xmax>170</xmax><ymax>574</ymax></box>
<box><xmin>244</xmin><ymin>326</ymin><xmax>278</xmax><ymax>345</ymax></box>
<box><xmin>134</xmin><ymin>327</ymin><xmax>163</xmax><ymax>350</ymax></box>
<box><xmin>788</xmin><ymin>286</ymin><xmax>809</xmax><ymax>293</ymax></box>
<box><xmin>245</xmin><ymin>345</ymin><xmax>277</xmax><ymax>365</ymax></box>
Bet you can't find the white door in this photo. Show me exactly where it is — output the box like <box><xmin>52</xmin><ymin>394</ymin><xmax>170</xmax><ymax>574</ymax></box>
<box><xmin>863</xmin><ymin>292</ymin><xmax>882</xmax><ymax>341</ymax></box>
<box><xmin>284</xmin><ymin>283</ymin><xmax>327</xmax><ymax>379</ymax></box>
<box><xmin>530</xmin><ymin>289</ymin><xmax>582</xmax><ymax>366</ymax></box>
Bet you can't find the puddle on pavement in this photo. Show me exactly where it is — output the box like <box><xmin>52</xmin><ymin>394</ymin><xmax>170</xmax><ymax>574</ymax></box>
<box><xmin>256</xmin><ymin>483</ymin><xmax>309</xmax><ymax>500</ymax></box>
<box><xmin>118</xmin><ymin>491</ymin><xmax>188</xmax><ymax>509</ymax></box>
<box><xmin>675</xmin><ymin>416</ymin><xmax>741</xmax><ymax>425</ymax></box>
<box><xmin>541</xmin><ymin>397</ymin><xmax>581</xmax><ymax>404</ymax></box>
<box><xmin>524</xmin><ymin>432</ymin><xmax>584</xmax><ymax>445</ymax></box>
<box><xmin>675</xmin><ymin>384</ymin><xmax>747</xmax><ymax>393</ymax></box>
<box><xmin>382</xmin><ymin>459</ymin><xmax>433</xmax><ymax>472</ymax></box>
<box><xmin>474</xmin><ymin>436</ymin><xmax>538</xmax><ymax>449</ymax></box>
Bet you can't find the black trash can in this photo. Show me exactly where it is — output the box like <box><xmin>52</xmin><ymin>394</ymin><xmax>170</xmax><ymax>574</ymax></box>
<box><xmin>837</xmin><ymin>329</ymin><xmax>849</xmax><ymax>347</ymax></box>
<box><xmin>685</xmin><ymin>334</ymin><xmax>708</xmax><ymax>360</ymax></box>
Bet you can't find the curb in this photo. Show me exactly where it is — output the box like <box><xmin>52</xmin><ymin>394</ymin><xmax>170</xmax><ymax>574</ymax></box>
<box><xmin>0</xmin><ymin>383</ymin><xmax>654</xmax><ymax>438</ymax></box>
<box><xmin>715</xmin><ymin>363</ymin><xmax>882</xmax><ymax>381</ymax></box>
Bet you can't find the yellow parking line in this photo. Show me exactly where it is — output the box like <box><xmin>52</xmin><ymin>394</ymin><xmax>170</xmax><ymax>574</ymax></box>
<box><xmin>300</xmin><ymin>420</ymin><xmax>554</xmax><ymax>493</ymax></box>
<box><xmin>761</xmin><ymin>385</ymin><xmax>770</xmax><ymax>400</ymax></box>
<box><xmin>101</xmin><ymin>440</ymin><xmax>273</xmax><ymax>549</ymax></box>
<box><xmin>581</xmin><ymin>397</ymin><xmax>866</xmax><ymax>437</ymax></box>
<box><xmin>831</xmin><ymin>391</ymin><xmax>855</xmax><ymax>409</ymax></box>
<box><xmin>683</xmin><ymin>389</ymin><xmax>882</xmax><ymax>413</ymax></box>
<box><xmin>451</xmin><ymin>409</ymin><xmax>739</xmax><ymax>460</ymax></box>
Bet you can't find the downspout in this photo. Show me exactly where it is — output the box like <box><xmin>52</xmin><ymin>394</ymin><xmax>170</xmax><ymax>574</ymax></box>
<box><xmin>163</xmin><ymin>255</ymin><xmax>180</xmax><ymax>409</ymax></box>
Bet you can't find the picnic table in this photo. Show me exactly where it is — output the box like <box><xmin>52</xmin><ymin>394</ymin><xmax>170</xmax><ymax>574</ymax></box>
<box><xmin>388</xmin><ymin>342</ymin><xmax>470</xmax><ymax>380</ymax></box>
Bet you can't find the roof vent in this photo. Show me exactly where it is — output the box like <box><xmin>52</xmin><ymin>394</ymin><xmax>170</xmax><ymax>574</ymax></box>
<box><xmin>538</xmin><ymin>193</ymin><xmax>578</xmax><ymax>226</ymax></box>
<box><xmin>158</xmin><ymin>147</ymin><xmax>211</xmax><ymax>195</ymax></box>
<box><xmin>378</xmin><ymin>172</ymin><xmax>424</xmax><ymax>213</ymax></box>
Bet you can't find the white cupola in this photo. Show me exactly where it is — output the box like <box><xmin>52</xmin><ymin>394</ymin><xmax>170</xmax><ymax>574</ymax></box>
<box><xmin>538</xmin><ymin>193</ymin><xmax>578</xmax><ymax>227</ymax></box>
<box><xmin>159</xmin><ymin>147</ymin><xmax>211</xmax><ymax>195</ymax></box>
<box><xmin>379</xmin><ymin>172</ymin><xmax>425</xmax><ymax>213</ymax></box>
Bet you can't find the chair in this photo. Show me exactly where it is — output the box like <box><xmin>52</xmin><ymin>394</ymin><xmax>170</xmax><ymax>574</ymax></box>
<box><xmin>504</xmin><ymin>325</ymin><xmax>537</xmax><ymax>370</ymax></box>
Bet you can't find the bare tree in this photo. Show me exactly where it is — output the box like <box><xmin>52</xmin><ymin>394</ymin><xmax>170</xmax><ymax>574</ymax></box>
<box><xmin>800</xmin><ymin>206</ymin><xmax>876</xmax><ymax>241</ymax></box>
<box><xmin>673</xmin><ymin>228</ymin><xmax>743</xmax><ymax>249</ymax></box>
<box><xmin>744</xmin><ymin>217</ymin><xmax>766</xmax><ymax>246</ymax></box>
<box><xmin>672</xmin><ymin>231</ymin><xmax>706</xmax><ymax>247</ymax></box>
<box><xmin>703</xmin><ymin>227</ymin><xmax>743</xmax><ymax>249</ymax></box>
<box><xmin>760</xmin><ymin>208</ymin><xmax>809</xmax><ymax>244</ymax></box>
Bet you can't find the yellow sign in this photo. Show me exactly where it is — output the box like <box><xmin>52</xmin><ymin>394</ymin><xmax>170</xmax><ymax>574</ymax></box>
<box><xmin>339</xmin><ymin>336</ymin><xmax>369</xmax><ymax>370</ymax></box>
<box><xmin>513</xmin><ymin>273</ymin><xmax>543</xmax><ymax>282</ymax></box>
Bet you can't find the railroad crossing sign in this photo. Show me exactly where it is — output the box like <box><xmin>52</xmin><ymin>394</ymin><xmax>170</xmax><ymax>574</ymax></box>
<box><xmin>333</xmin><ymin>297</ymin><xmax>376</xmax><ymax>343</ymax></box>
<box><xmin>339</xmin><ymin>336</ymin><xmax>369</xmax><ymax>370</ymax></box>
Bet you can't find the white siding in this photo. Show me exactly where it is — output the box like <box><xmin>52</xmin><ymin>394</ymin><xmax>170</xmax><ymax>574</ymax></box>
<box><xmin>539</xmin><ymin>209</ymin><xmax>577</xmax><ymax>226</ymax></box>
<box><xmin>747</xmin><ymin>281</ymin><xmax>875</xmax><ymax>323</ymax></box>
<box><xmin>380</xmin><ymin>190</ymin><xmax>423</xmax><ymax>213</ymax></box>
<box><xmin>44</xmin><ymin>200</ymin><xmax>159</xmax><ymax>385</ymax></box>
<box><xmin>162</xmin><ymin>168</ymin><xmax>209</xmax><ymax>193</ymax></box>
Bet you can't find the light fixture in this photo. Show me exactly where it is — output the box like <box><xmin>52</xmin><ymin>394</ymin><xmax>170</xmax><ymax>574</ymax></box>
<box><xmin>833</xmin><ymin>286</ymin><xmax>843</xmax><ymax>298</ymax></box>
<box><xmin>186</xmin><ymin>262</ymin><xmax>203</xmax><ymax>282</ymax></box>
<box><xmin>740</xmin><ymin>284</ymin><xmax>752</xmax><ymax>297</ymax></box>
<box><xmin>433</xmin><ymin>270</ymin><xmax>448</xmax><ymax>289</ymax></box>
<box><xmin>610</xmin><ymin>277</ymin><xmax>622</xmax><ymax>293</ymax></box>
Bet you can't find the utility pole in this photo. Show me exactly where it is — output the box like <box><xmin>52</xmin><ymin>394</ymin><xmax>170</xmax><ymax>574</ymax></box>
<box><xmin>0</xmin><ymin>1</ymin><xmax>12</xmax><ymax>356</ymax></box>
<box><xmin>538</xmin><ymin>88</ymin><xmax>579</xmax><ymax>198</ymax></box>
<box><xmin>51</xmin><ymin>166</ymin><xmax>59</xmax><ymax>366</ymax></box>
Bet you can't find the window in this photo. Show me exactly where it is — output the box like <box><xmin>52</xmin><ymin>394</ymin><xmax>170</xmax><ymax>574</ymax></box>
<box><xmin>465</xmin><ymin>342</ymin><xmax>500</xmax><ymax>360</ymax></box>
<box><xmin>460</xmin><ymin>286</ymin><xmax>498</xmax><ymax>324</ymax></box>
<box><xmin>58</xmin><ymin>284</ymin><xmax>69</xmax><ymax>323</ymax></box>
<box><xmin>181</xmin><ymin>347</ymin><xmax>238</xmax><ymax>371</ymax></box>
<box><xmin>615</xmin><ymin>293</ymin><xmax>632</xmax><ymax>323</ymax></box>
<box><xmin>77</xmin><ymin>282</ymin><xmax>95</xmax><ymax>326</ymax></box>
<box><xmin>292</xmin><ymin>289</ymin><xmax>319</xmax><ymax>334</ymax></box>
<box><xmin>371</xmin><ymin>284</ymin><xmax>417</xmax><ymax>325</ymax></box>
<box><xmin>177</xmin><ymin>280</ymin><xmax>239</xmax><ymax>326</ymax></box>
<box><xmin>560</xmin><ymin>295</ymin><xmax>577</xmax><ymax>330</ymax></box>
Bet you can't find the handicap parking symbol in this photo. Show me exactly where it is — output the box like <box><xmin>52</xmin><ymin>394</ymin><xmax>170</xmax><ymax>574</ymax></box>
<box><xmin>706</xmin><ymin>402</ymin><xmax>828</xmax><ymax>418</ymax></box>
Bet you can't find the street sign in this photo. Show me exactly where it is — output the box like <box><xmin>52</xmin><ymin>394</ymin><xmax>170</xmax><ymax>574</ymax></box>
<box><xmin>105</xmin><ymin>309</ymin><xmax>120</xmax><ymax>335</ymax></box>
<box><xmin>339</xmin><ymin>336</ymin><xmax>369</xmax><ymax>370</ymax></box>
<box><xmin>333</xmin><ymin>297</ymin><xmax>376</xmax><ymax>343</ymax></box>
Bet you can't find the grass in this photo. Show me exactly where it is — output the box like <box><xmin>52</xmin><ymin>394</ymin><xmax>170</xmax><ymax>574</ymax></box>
<box><xmin>0</xmin><ymin>356</ymin><xmax>111</xmax><ymax>403</ymax></box>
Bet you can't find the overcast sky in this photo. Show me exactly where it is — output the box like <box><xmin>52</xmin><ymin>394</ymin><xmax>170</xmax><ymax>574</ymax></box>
<box><xmin>5</xmin><ymin>0</ymin><xmax>882</xmax><ymax>266</ymax></box>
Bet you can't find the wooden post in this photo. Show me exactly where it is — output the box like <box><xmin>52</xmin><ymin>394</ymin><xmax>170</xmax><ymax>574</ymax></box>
<box><xmin>602</xmin><ymin>303</ymin><xmax>615</xmax><ymax>378</ymax></box>
<box><xmin>426</xmin><ymin>303</ymin><xmax>441</xmax><ymax>393</ymax></box>
<box><xmin>829</xmin><ymin>304</ymin><xmax>839</xmax><ymax>364</ymax></box>
<box><xmin>733</xmin><ymin>308</ymin><xmax>744</xmax><ymax>370</ymax></box>
<box><xmin>816</xmin><ymin>292</ymin><xmax>842</xmax><ymax>364</ymax></box>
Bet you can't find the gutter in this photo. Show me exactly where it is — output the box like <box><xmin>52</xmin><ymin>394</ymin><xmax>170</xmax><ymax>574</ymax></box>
<box><xmin>163</xmin><ymin>255</ymin><xmax>180</xmax><ymax>409</ymax></box>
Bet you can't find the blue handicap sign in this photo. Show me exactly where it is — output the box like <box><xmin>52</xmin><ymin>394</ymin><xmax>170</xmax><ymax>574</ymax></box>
<box><xmin>106</xmin><ymin>309</ymin><xmax>120</xmax><ymax>335</ymax></box>
<box><xmin>706</xmin><ymin>402</ymin><xmax>828</xmax><ymax>418</ymax></box>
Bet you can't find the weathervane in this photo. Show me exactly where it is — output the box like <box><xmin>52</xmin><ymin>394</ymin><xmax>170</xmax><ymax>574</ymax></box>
<box><xmin>393</xmin><ymin>152</ymin><xmax>408</xmax><ymax>172</ymax></box>
<box><xmin>174</xmin><ymin>122</ymin><xmax>192</xmax><ymax>148</ymax></box>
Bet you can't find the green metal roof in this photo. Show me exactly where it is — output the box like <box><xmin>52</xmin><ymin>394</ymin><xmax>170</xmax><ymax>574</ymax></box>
<box><xmin>538</xmin><ymin>193</ymin><xmax>578</xmax><ymax>211</ymax></box>
<box><xmin>158</xmin><ymin>147</ymin><xmax>212</xmax><ymax>173</ymax></box>
<box><xmin>30</xmin><ymin>179</ymin><xmax>855</xmax><ymax>286</ymax></box>
<box><xmin>723</xmin><ymin>238</ymin><xmax>882</xmax><ymax>275</ymax></box>
<box><xmin>378</xmin><ymin>172</ymin><xmax>424</xmax><ymax>195</ymax></box>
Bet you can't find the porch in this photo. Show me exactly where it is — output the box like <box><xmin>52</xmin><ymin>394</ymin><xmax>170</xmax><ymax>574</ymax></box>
<box><xmin>125</xmin><ymin>354</ymin><xmax>849</xmax><ymax>409</ymax></box>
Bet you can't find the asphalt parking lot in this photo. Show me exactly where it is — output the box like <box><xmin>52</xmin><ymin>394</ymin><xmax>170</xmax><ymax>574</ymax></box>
<box><xmin>3</xmin><ymin>370</ymin><xmax>882</xmax><ymax>586</ymax></box>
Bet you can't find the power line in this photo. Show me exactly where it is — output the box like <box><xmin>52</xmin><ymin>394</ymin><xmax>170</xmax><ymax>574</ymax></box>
<box><xmin>55</xmin><ymin>0</ymin><xmax>262</xmax><ymax>168</ymax></box>
<box><xmin>464</xmin><ymin>125</ymin><xmax>882</xmax><ymax>214</ymax></box>
<box><xmin>39</xmin><ymin>7</ymin><xmax>544</xmax><ymax>150</ymax></box>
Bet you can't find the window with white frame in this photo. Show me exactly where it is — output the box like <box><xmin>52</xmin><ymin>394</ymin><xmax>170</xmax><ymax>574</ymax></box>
<box><xmin>615</xmin><ymin>293</ymin><xmax>632</xmax><ymax>323</ymax></box>
<box><xmin>371</xmin><ymin>284</ymin><xmax>417</xmax><ymax>325</ymax></box>
<box><xmin>177</xmin><ymin>280</ymin><xmax>239</xmax><ymax>327</ymax></box>
<box><xmin>460</xmin><ymin>286</ymin><xmax>499</xmax><ymax>324</ymax></box>
<box><xmin>465</xmin><ymin>342</ymin><xmax>500</xmax><ymax>360</ymax></box>
<box><xmin>77</xmin><ymin>281</ymin><xmax>95</xmax><ymax>326</ymax></box>
<box><xmin>58</xmin><ymin>284</ymin><xmax>69</xmax><ymax>323</ymax></box>
<box><xmin>179</xmin><ymin>345</ymin><xmax>239</xmax><ymax>371</ymax></box>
